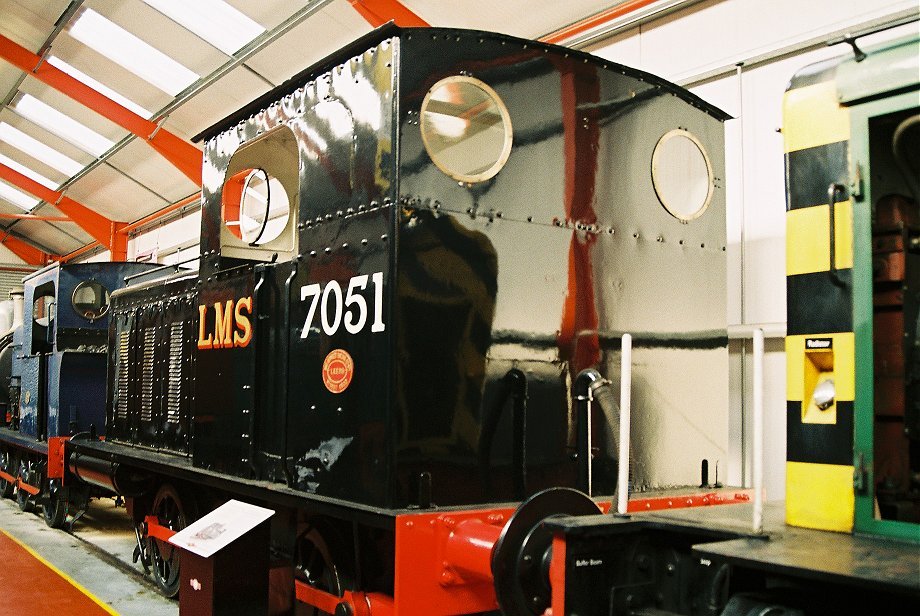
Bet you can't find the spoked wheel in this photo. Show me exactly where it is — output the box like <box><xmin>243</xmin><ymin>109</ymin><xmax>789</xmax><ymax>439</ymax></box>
<box><xmin>148</xmin><ymin>484</ymin><xmax>194</xmax><ymax>598</ymax></box>
<box><xmin>42</xmin><ymin>479</ymin><xmax>68</xmax><ymax>529</ymax></box>
<box><xmin>15</xmin><ymin>458</ymin><xmax>35</xmax><ymax>512</ymax></box>
<box><xmin>294</xmin><ymin>523</ymin><xmax>353</xmax><ymax>616</ymax></box>
<box><xmin>0</xmin><ymin>449</ymin><xmax>14</xmax><ymax>498</ymax></box>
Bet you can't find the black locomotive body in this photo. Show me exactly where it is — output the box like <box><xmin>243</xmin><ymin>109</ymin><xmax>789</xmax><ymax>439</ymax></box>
<box><xmin>48</xmin><ymin>24</ymin><xmax>737</xmax><ymax>615</ymax></box>
<box><xmin>99</xmin><ymin>24</ymin><xmax>728</xmax><ymax>509</ymax></box>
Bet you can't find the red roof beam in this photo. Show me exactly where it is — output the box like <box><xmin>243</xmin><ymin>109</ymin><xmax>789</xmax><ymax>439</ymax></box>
<box><xmin>0</xmin><ymin>234</ymin><xmax>52</xmax><ymax>265</ymax></box>
<box><xmin>0</xmin><ymin>213</ymin><xmax>71</xmax><ymax>221</ymax></box>
<box><xmin>348</xmin><ymin>0</ymin><xmax>429</xmax><ymax>27</ymax></box>
<box><xmin>0</xmin><ymin>162</ymin><xmax>126</xmax><ymax>259</ymax></box>
<box><xmin>540</xmin><ymin>0</ymin><xmax>659</xmax><ymax>45</ymax></box>
<box><xmin>0</xmin><ymin>33</ymin><xmax>202</xmax><ymax>185</ymax></box>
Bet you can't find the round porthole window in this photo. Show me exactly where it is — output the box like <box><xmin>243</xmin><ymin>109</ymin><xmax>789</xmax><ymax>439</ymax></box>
<box><xmin>651</xmin><ymin>129</ymin><xmax>714</xmax><ymax>221</ymax></box>
<box><xmin>420</xmin><ymin>75</ymin><xmax>513</xmax><ymax>183</ymax></box>
<box><xmin>238</xmin><ymin>168</ymin><xmax>291</xmax><ymax>246</ymax></box>
<box><xmin>72</xmin><ymin>280</ymin><xmax>110</xmax><ymax>321</ymax></box>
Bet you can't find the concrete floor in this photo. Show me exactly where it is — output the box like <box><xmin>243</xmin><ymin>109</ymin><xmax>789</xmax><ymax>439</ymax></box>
<box><xmin>0</xmin><ymin>495</ymin><xmax>177</xmax><ymax>616</ymax></box>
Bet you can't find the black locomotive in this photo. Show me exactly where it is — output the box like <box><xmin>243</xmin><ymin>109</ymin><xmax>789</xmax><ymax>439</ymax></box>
<box><xmin>12</xmin><ymin>23</ymin><xmax>911</xmax><ymax>616</ymax></box>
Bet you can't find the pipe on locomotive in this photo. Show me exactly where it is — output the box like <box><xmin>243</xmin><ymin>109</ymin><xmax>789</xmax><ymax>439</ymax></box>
<box><xmin>573</xmin><ymin>365</ymin><xmax>622</xmax><ymax>497</ymax></box>
<box><xmin>68</xmin><ymin>449</ymin><xmax>152</xmax><ymax>497</ymax></box>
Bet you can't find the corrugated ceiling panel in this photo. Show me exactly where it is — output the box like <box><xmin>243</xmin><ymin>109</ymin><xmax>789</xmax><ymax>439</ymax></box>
<box><xmin>29</xmin><ymin>201</ymin><xmax>67</xmax><ymax>219</ymax></box>
<box><xmin>225</xmin><ymin>0</ymin><xmax>313</xmax><ymax>31</ymax></box>
<box><xmin>0</xmin><ymin>65</ymin><xmax>21</xmax><ymax>103</ymax></box>
<box><xmin>244</xmin><ymin>6</ymin><xmax>373</xmax><ymax>86</ymax></box>
<box><xmin>0</xmin><ymin>141</ymin><xmax>70</xmax><ymax>188</ymax></box>
<box><xmin>167</xmin><ymin>65</ymin><xmax>273</xmax><ymax>140</ymax></box>
<box><xmin>404</xmin><ymin>0</ymin><xmax>616</xmax><ymax>38</ymax></box>
<box><xmin>0</xmin><ymin>107</ymin><xmax>97</xmax><ymax>170</ymax></box>
<box><xmin>0</xmin><ymin>199</ymin><xmax>26</xmax><ymax>219</ymax></box>
<box><xmin>19</xmin><ymin>77</ymin><xmax>132</xmax><ymax>144</ymax></box>
<box><xmin>0</xmin><ymin>1</ymin><xmax>70</xmax><ymax>49</ymax></box>
<box><xmin>49</xmin><ymin>34</ymin><xmax>175</xmax><ymax>118</ymax></box>
<box><xmin>84</xmin><ymin>0</ymin><xmax>232</xmax><ymax>77</ymax></box>
<box><xmin>65</xmin><ymin>163</ymin><xmax>169</xmax><ymax>222</ymax></box>
<box><xmin>107</xmin><ymin>137</ymin><xmax>199</xmax><ymax>204</ymax></box>
<box><xmin>9</xmin><ymin>218</ymin><xmax>88</xmax><ymax>254</ymax></box>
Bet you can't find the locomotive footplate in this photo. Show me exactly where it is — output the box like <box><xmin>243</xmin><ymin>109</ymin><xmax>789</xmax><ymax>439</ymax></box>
<box><xmin>67</xmin><ymin>437</ymin><xmax>528</xmax><ymax>531</ymax></box>
<box><xmin>0</xmin><ymin>425</ymin><xmax>49</xmax><ymax>455</ymax></box>
<box><xmin>545</xmin><ymin>502</ymin><xmax>920</xmax><ymax>615</ymax></box>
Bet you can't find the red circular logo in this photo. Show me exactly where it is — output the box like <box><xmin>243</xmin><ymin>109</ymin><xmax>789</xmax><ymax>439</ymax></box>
<box><xmin>322</xmin><ymin>349</ymin><xmax>354</xmax><ymax>394</ymax></box>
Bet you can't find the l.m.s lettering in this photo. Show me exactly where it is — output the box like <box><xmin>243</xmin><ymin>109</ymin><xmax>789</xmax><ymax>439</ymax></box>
<box><xmin>198</xmin><ymin>297</ymin><xmax>253</xmax><ymax>349</ymax></box>
<box><xmin>300</xmin><ymin>273</ymin><xmax>385</xmax><ymax>339</ymax></box>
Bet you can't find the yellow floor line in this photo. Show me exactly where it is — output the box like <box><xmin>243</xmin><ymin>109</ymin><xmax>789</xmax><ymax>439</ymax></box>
<box><xmin>0</xmin><ymin>527</ymin><xmax>120</xmax><ymax>615</ymax></box>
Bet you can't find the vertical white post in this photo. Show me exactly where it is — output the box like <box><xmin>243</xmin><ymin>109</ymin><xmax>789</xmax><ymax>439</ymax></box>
<box><xmin>617</xmin><ymin>334</ymin><xmax>632</xmax><ymax>515</ymax></box>
<box><xmin>586</xmin><ymin>384</ymin><xmax>593</xmax><ymax>496</ymax></box>
<box><xmin>752</xmin><ymin>328</ymin><xmax>765</xmax><ymax>534</ymax></box>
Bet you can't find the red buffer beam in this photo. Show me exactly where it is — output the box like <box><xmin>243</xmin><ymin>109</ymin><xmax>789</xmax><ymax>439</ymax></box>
<box><xmin>348</xmin><ymin>0</ymin><xmax>429</xmax><ymax>27</ymax></box>
<box><xmin>0</xmin><ymin>33</ymin><xmax>202</xmax><ymax>185</ymax></box>
<box><xmin>0</xmin><ymin>162</ymin><xmax>127</xmax><ymax>260</ymax></box>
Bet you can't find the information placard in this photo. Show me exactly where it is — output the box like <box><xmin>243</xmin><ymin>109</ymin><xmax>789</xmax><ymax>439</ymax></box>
<box><xmin>168</xmin><ymin>499</ymin><xmax>274</xmax><ymax>558</ymax></box>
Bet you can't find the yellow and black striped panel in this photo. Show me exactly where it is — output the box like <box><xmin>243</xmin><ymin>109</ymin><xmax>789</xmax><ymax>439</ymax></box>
<box><xmin>784</xmin><ymin>69</ymin><xmax>855</xmax><ymax>532</ymax></box>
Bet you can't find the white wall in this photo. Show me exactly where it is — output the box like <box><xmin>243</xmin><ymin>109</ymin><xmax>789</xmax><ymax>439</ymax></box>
<box><xmin>587</xmin><ymin>0</ymin><xmax>918</xmax><ymax>498</ymax></box>
<box><xmin>127</xmin><ymin>209</ymin><xmax>201</xmax><ymax>270</ymax></box>
<box><xmin>0</xmin><ymin>244</ymin><xmax>25</xmax><ymax>264</ymax></box>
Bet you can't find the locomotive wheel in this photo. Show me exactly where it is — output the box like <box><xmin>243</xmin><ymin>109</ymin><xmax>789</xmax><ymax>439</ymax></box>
<box><xmin>294</xmin><ymin>523</ymin><xmax>353</xmax><ymax>616</ymax></box>
<box><xmin>0</xmin><ymin>449</ymin><xmax>13</xmax><ymax>498</ymax></box>
<box><xmin>149</xmin><ymin>484</ymin><xmax>194</xmax><ymax>598</ymax></box>
<box><xmin>492</xmin><ymin>487</ymin><xmax>600</xmax><ymax>616</ymax></box>
<box><xmin>43</xmin><ymin>479</ymin><xmax>68</xmax><ymax>529</ymax></box>
<box><xmin>15</xmin><ymin>459</ymin><xmax>35</xmax><ymax>512</ymax></box>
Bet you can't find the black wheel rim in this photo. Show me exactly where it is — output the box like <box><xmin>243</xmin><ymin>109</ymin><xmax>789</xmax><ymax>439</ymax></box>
<box><xmin>15</xmin><ymin>459</ymin><xmax>33</xmax><ymax>512</ymax></box>
<box><xmin>149</xmin><ymin>485</ymin><xmax>188</xmax><ymax>598</ymax></box>
<box><xmin>294</xmin><ymin>527</ymin><xmax>346</xmax><ymax>616</ymax></box>
<box><xmin>0</xmin><ymin>450</ymin><xmax>13</xmax><ymax>498</ymax></box>
<box><xmin>43</xmin><ymin>480</ymin><xmax>67</xmax><ymax>528</ymax></box>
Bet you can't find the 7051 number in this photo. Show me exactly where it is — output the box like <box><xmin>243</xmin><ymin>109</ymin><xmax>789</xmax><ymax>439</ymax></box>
<box><xmin>300</xmin><ymin>272</ymin><xmax>385</xmax><ymax>338</ymax></box>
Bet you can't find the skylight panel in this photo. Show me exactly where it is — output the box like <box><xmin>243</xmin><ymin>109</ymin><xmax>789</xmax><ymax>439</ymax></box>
<box><xmin>68</xmin><ymin>8</ymin><xmax>199</xmax><ymax>96</ymax></box>
<box><xmin>0</xmin><ymin>153</ymin><xmax>59</xmax><ymax>190</ymax></box>
<box><xmin>48</xmin><ymin>56</ymin><xmax>153</xmax><ymax>119</ymax></box>
<box><xmin>140</xmin><ymin>0</ymin><xmax>265</xmax><ymax>55</ymax></box>
<box><xmin>0</xmin><ymin>123</ymin><xmax>84</xmax><ymax>177</ymax></box>
<box><xmin>14</xmin><ymin>94</ymin><xmax>115</xmax><ymax>157</ymax></box>
<box><xmin>0</xmin><ymin>181</ymin><xmax>41</xmax><ymax>211</ymax></box>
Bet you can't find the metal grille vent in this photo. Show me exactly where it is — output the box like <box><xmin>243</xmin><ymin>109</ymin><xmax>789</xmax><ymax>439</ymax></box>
<box><xmin>116</xmin><ymin>330</ymin><xmax>130</xmax><ymax>420</ymax></box>
<box><xmin>141</xmin><ymin>327</ymin><xmax>156</xmax><ymax>422</ymax></box>
<box><xmin>166</xmin><ymin>322</ymin><xmax>183</xmax><ymax>425</ymax></box>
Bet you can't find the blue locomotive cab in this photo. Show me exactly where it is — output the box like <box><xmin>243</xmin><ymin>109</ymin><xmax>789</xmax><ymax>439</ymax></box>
<box><xmin>0</xmin><ymin>261</ymin><xmax>161</xmax><ymax>525</ymax></box>
<box><xmin>16</xmin><ymin>263</ymin><xmax>136</xmax><ymax>439</ymax></box>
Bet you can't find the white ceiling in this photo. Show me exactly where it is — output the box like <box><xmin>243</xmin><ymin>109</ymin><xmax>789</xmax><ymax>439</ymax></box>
<box><xmin>0</xmin><ymin>0</ymin><xmax>619</xmax><ymax>258</ymax></box>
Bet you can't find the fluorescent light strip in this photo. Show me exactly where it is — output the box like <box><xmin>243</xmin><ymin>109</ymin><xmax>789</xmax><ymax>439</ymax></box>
<box><xmin>140</xmin><ymin>0</ymin><xmax>265</xmax><ymax>55</ymax></box>
<box><xmin>0</xmin><ymin>181</ymin><xmax>41</xmax><ymax>211</ymax></box>
<box><xmin>48</xmin><ymin>56</ymin><xmax>153</xmax><ymax>119</ymax></box>
<box><xmin>14</xmin><ymin>94</ymin><xmax>115</xmax><ymax>157</ymax></box>
<box><xmin>68</xmin><ymin>8</ymin><xmax>199</xmax><ymax>96</ymax></box>
<box><xmin>0</xmin><ymin>123</ymin><xmax>84</xmax><ymax>177</ymax></box>
<box><xmin>0</xmin><ymin>153</ymin><xmax>59</xmax><ymax>190</ymax></box>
